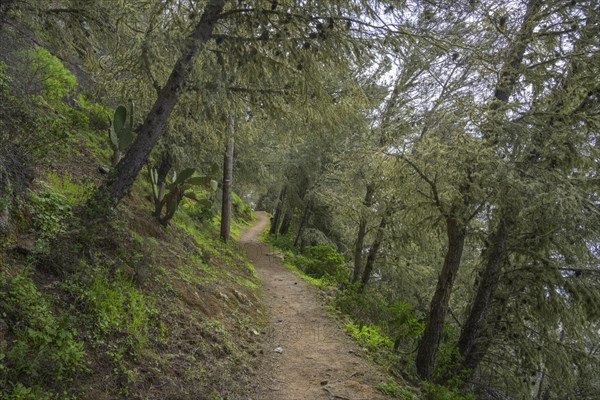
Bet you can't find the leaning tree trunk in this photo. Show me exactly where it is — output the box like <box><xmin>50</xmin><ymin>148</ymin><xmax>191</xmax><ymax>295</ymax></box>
<box><xmin>416</xmin><ymin>217</ymin><xmax>466</xmax><ymax>379</ymax></box>
<box><xmin>489</xmin><ymin>0</ymin><xmax>543</xmax><ymax>108</ymax></box>
<box><xmin>454</xmin><ymin>0</ymin><xmax>543</xmax><ymax>377</ymax></box>
<box><xmin>352</xmin><ymin>183</ymin><xmax>375</xmax><ymax>283</ymax></box>
<box><xmin>458</xmin><ymin>219</ymin><xmax>508</xmax><ymax>374</ymax></box>
<box><xmin>95</xmin><ymin>0</ymin><xmax>226</xmax><ymax>208</ymax></box>
<box><xmin>270</xmin><ymin>185</ymin><xmax>287</xmax><ymax>235</ymax></box>
<box><xmin>359</xmin><ymin>214</ymin><xmax>386</xmax><ymax>292</ymax></box>
<box><xmin>220</xmin><ymin>130</ymin><xmax>234</xmax><ymax>242</ymax></box>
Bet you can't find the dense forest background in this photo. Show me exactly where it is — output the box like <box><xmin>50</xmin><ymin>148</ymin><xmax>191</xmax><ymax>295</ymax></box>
<box><xmin>0</xmin><ymin>0</ymin><xmax>598</xmax><ymax>399</ymax></box>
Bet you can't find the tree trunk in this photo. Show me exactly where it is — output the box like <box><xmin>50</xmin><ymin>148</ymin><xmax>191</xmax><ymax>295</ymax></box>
<box><xmin>294</xmin><ymin>200</ymin><xmax>311</xmax><ymax>247</ymax></box>
<box><xmin>416</xmin><ymin>217</ymin><xmax>466</xmax><ymax>380</ymax></box>
<box><xmin>352</xmin><ymin>183</ymin><xmax>375</xmax><ymax>283</ymax></box>
<box><xmin>270</xmin><ymin>185</ymin><xmax>287</xmax><ymax>235</ymax></box>
<box><xmin>279</xmin><ymin>210</ymin><xmax>292</xmax><ymax>235</ymax></box>
<box><xmin>484</xmin><ymin>0</ymin><xmax>544</xmax><ymax>140</ymax></box>
<box><xmin>453</xmin><ymin>0</ymin><xmax>543</xmax><ymax>376</ymax></box>
<box><xmin>96</xmin><ymin>0</ymin><xmax>225</xmax><ymax>207</ymax></box>
<box><xmin>458</xmin><ymin>219</ymin><xmax>508</xmax><ymax>374</ymax></box>
<box><xmin>490</xmin><ymin>0</ymin><xmax>543</xmax><ymax>108</ymax></box>
<box><xmin>359</xmin><ymin>215</ymin><xmax>386</xmax><ymax>291</ymax></box>
<box><xmin>220</xmin><ymin>128</ymin><xmax>234</xmax><ymax>242</ymax></box>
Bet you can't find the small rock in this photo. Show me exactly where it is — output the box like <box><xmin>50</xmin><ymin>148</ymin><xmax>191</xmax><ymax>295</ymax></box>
<box><xmin>274</xmin><ymin>346</ymin><xmax>283</xmax><ymax>353</ymax></box>
<box><xmin>98</xmin><ymin>165</ymin><xmax>110</xmax><ymax>174</ymax></box>
<box><xmin>251</xmin><ymin>329</ymin><xmax>260</xmax><ymax>336</ymax></box>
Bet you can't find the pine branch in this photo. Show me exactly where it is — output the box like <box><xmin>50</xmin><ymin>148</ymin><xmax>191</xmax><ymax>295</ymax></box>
<box><xmin>228</xmin><ymin>86</ymin><xmax>290</xmax><ymax>94</ymax></box>
<box><xmin>401</xmin><ymin>155</ymin><xmax>442</xmax><ymax>211</ymax></box>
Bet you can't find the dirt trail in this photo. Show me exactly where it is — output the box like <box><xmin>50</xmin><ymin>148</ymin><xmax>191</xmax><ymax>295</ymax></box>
<box><xmin>239</xmin><ymin>212</ymin><xmax>391</xmax><ymax>400</ymax></box>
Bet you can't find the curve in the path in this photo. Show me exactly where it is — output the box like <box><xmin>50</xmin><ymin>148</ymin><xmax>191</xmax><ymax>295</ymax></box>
<box><xmin>239</xmin><ymin>212</ymin><xmax>391</xmax><ymax>400</ymax></box>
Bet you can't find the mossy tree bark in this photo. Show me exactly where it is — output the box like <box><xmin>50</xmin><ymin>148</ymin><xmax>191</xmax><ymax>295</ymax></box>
<box><xmin>457</xmin><ymin>220</ymin><xmax>508</xmax><ymax>373</ymax></box>
<box><xmin>456</xmin><ymin>0</ymin><xmax>542</xmax><ymax>378</ymax></box>
<box><xmin>416</xmin><ymin>217</ymin><xmax>466</xmax><ymax>379</ymax></box>
<box><xmin>352</xmin><ymin>183</ymin><xmax>375</xmax><ymax>283</ymax></box>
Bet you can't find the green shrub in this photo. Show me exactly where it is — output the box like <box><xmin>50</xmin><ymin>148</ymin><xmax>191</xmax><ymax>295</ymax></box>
<box><xmin>423</xmin><ymin>382</ymin><xmax>474</xmax><ymax>400</ymax></box>
<box><xmin>59</xmin><ymin>103</ymin><xmax>90</xmax><ymax>130</ymax></box>
<box><xmin>432</xmin><ymin>325</ymin><xmax>470</xmax><ymax>387</ymax></box>
<box><xmin>301</xmin><ymin>243</ymin><xmax>347</xmax><ymax>280</ymax></box>
<box><xmin>188</xmin><ymin>196</ymin><xmax>217</xmax><ymax>224</ymax></box>
<box><xmin>1</xmin><ymin>49</ymin><xmax>80</xmax><ymax>158</ymax></box>
<box><xmin>28</xmin><ymin>174</ymin><xmax>93</xmax><ymax>252</ymax></box>
<box><xmin>232</xmin><ymin>193</ymin><xmax>252</xmax><ymax>220</ymax></box>
<box><xmin>26</xmin><ymin>47</ymin><xmax>77</xmax><ymax>101</ymax></box>
<box><xmin>388</xmin><ymin>301</ymin><xmax>424</xmax><ymax>349</ymax></box>
<box><xmin>28</xmin><ymin>190</ymin><xmax>73</xmax><ymax>253</ymax></box>
<box><xmin>346</xmin><ymin>322</ymin><xmax>393</xmax><ymax>351</ymax></box>
<box><xmin>78</xmin><ymin>274</ymin><xmax>156</xmax><ymax>355</ymax></box>
<box><xmin>0</xmin><ymin>273</ymin><xmax>85</xmax><ymax>383</ymax></box>
<box><xmin>43</xmin><ymin>172</ymin><xmax>94</xmax><ymax>206</ymax></box>
<box><xmin>3</xmin><ymin>383</ymin><xmax>53</xmax><ymax>400</ymax></box>
<box><xmin>376</xmin><ymin>378</ymin><xmax>417</xmax><ymax>399</ymax></box>
<box><xmin>76</xmin><ymin>94</ymin><xmax>110</xmax><ymax>130</ymax></box>
<box><xmin>335</xmin><ymin>285</ymin><xmax>390</xmax><ymax>323</ymax></box>
<box><xmin>265</xmin><ymin>233</ymin><xmax>296</xmax><ymax>252</ymax></box>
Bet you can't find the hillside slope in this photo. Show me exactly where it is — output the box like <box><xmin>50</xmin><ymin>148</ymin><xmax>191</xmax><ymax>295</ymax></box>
<box><xmin>1</xmin><ymin>162</ymin><xmax>266</xmax><ymax>399</ymax></box>
<box><xmin>0</xmin><ymin>28</ymin><xmax>266</xmax><ymax>398</ymax></box>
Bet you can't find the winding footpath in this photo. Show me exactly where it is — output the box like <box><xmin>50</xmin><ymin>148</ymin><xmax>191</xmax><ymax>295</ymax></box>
<box><xmin>239</xmin><ymin>212</ymin><xmax>391</xmax><ymax>400</ymax></box>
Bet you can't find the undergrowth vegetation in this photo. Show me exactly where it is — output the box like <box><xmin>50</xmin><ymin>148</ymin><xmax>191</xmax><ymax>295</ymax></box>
<box><xmin>0</xmin><ymin>39</ymin><xmax>264</xmax><ymax>399</ymax></box>
<box><xmin>1</xmin><ymin>273</ymin><xmax>86</xmax><ymax>393</ymax></box>
<box><xmin>264</xmin><ymin>232</ymin><xmax>475</xmax><ymax>400</ymax></box>
<box><xmin>2</xmin><ymin>172</ymin><xmax>261</xmax><ymax>398</ymax></box>
<box><xmin>263</xmin><ymin>234</ymin><xmax>348</xmax><ymax>283</ymax></box>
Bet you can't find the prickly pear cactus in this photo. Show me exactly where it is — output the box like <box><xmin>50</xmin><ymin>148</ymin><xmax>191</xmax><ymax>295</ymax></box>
<box><xmin>148</xmin><ymin>165</ymin><xmax>218</xmax><ymax>226</ymax></box>
<box><xmin>109</xmin><ymin>102</ymin><xmax>134</xmax><ymax>166</ymax></box>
